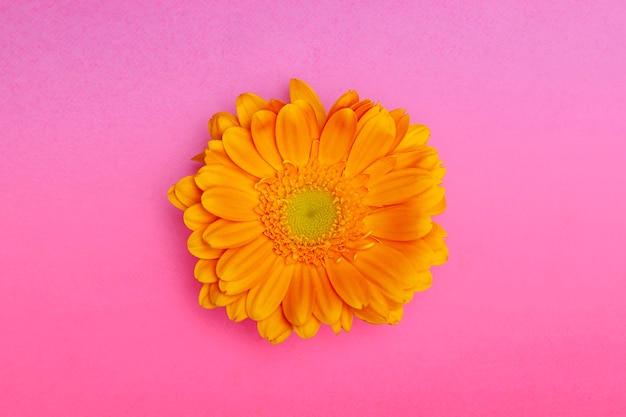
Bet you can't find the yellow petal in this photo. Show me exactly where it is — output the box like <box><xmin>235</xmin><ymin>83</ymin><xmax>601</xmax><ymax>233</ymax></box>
<box><xmin>201</xmin><ymin>187</ymin><xmax>259</xmax><ymax>221</ymax></box>
<box><xmin>187</xmin><ymin>229</ymin><xmax>224</xmax><ymax>259</ymax></box>
<box><xmin>208</xmin><ymin>112</ymin><xmax>240</xmax><ymax>140</ymax></box>
<box><xmin>387</xmin><ymin>307</ymin><xmax>404</xmax><ymax>324</ymax></box>
<box><xmin>412</xmin><ymin>270</ymin><xmax>433</xmax><ymax>292</ymax></box>
<box><xmin>311</xmin><ymin>265</ymin><xmax>343</xmax><ymax>325</ymax></box>
<box><xmin>327</xmin><ymin>90</ymin><xmax>359</xmax><ymax>119</ymax></box>
<box><xmin>183</xmin><ymin>203</ymin><xmax>218</xmax><ymax>230</ymax></box>
<box><xmin>257</xmin><ymin>305</ymin><xmax>292</xmax><ymax>344</ymax></box>
<box><xmin>363</xmin><ymin>168</ymin><xmax>434</xmax><ymax>206</ymax></box>
<box><xmin>236</xmin><ymin>92</ymin><xmax>267</xmax><ymax>129</ymax></box>
<box><xmin>289</xmin><ymin>79</ymin><xmax>326</xmax><ymax>131</ymax></box>
<box><xmin>353</xmin><ymin>285</ymin><xmax>389</xmax><ymax>324</ymax></box>
<box><xmin>194</xmin><ymin>162</ymin><xmax>257</xmax><ymax>191</ymax></box>
<box><xmin>194</xmin><ymin>259</ymin><xmax>218</xmax><ymax>283</ymax></box>
<box><xmin>222</xmin><ymin>126</ymin><xmax>275</xmax><ymax>178</ymax></box>
<box><xmin>394</xmin><ymin>146</ymin><xmax>441</xmax><ymax>171</ymax></box>
<box><xmin>293</xmin><ymin>315</ymin><xmax>321</xmax><ymax>339</ymax></box>
<box><xmin>247</xmin><ymin>257</ymin><xmax>294</xmax><ymax>321</ymax></box>
<box><xmin>276</xmin><ymin>103</ymin><xmax>313</xmax><ymax>166</ymax></box>
<box><xmin>340</xmin><ymin>303</ymin><xmax>353</xmax><ymax>332</ymax></box>
<box><xmin>345</xmin><ymin>110</ymin><xmax>396</xmax><ymax>177</ymax></box>
<box><xmin>401</xmin><ymin>186</ymin><xmax>446</xmax><ymax>216</ymax></box>
<box><xmin>251</xmin><ymin>110</ymin><xmax>283</xmax><ymax>170</ymax></box>
<box><xmin>173</xmin><ymin>176</ymin><xmax>202</xmax><ymax>208</ymax></box>
<box><xmin>325</xmin><ymin>257</ymin><xmax>372</xmax><ymax>309</ymax></box>
<box><xmin>226</xmin><ymin>294</ymin><xmax>248</xmax><ymax>322</ymax></box>
<box><xmin>203</xmin><ymin>219</ymin><xmax>264</xmax><ymax>249</ymax></box>
<box><xmin>208</xmin><ymin>282</ymin><xmax>242</xmax><ymax>307</ymax></box>
<box><xmin>283</xmin><ymin>263</ymin><xmax>315</xmax><ymax>326</ymax></box>
<box><xmin>394</xmin><ymin>124</ymin><xmax>430</xmax><ymax>152</ymax></box>
<box><xmin>364</xmin><ymin>206</ymin><xmax>433</xmax><ymax>241</ymax></box>
<box><xmin>203</xmin><ymin>140</ymin><xmax>234</xmax><ymax>166</ymax></box>
<box><xmin>318</xmin><ymin>108</ymin><xmax>357</xmax><ymax>165</ymax></box>
<box><xmin>379</xmin><ymin>238</ymin><xmax>434</xmax><ymax>272</ymax></box>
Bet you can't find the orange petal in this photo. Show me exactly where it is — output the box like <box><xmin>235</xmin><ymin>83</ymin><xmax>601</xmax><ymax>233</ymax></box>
<box><xmin>194</xmin><ymin>162</ymin><xmax>257</xmax><ymax>191</ymax></box>
<box><xmin>236</xmin><ymin>92</ymin><xmax>267</xmax><ymax>129</ymax></box>
<box><xmin>325</xmin><ymin>257</ymin><xmax>372</xmax><ymax>309</ymax></box>
<box><xmin>318</xmin><ymin>108</ymin><xmax>357</xmax><ymax>165</ymax></box>
<box><xmin>394</xmin><ymin>146</ymin><xmax>441</xmax><ymax>171</ymax></box>
<box><xmin>345</xmin><ymin>110</ymin><xmax>396</xmax><ymax>177</ymax></box>
<box><xmin>208</xmin><ymin>112</ymin><xmax>240</xmax><ymax>140</ymax></box>
<box><xmin>194</xmin><ymin>259</ymin><xmax>218</xmax><ymax>283</ymax></box>
<box><xmin>217</xmin><ymin>237</ymin><xmax>276</xmax><ymax>295</ymax></box>
<box><xmin>293</xmin><ymin>315</ymin><xmax>321</xmax><ymax>339</ymax></box>
<box><xmin>364</xmin><ymin>206</ymin><xmax>433</xmax><ymax>241</ymax></box>
<box><xmin>351</xmin><ymin>243</ymin><xmax>417</xmax><ymax>301</ymax></box>
<box><xmin>283</xmin><ymin>263</ymin><xmax>315</xmax><ymax>326</ymax></box>
<box><xmin>203</xmin><ymin>140</ymin><xmax>234</xmax><ymax>166</ymax></box>
<box><xmin>422</xmin><ymin>222</ymin><xmax>448</xmax><ymax>265</ymax></box>
<box><xmin>401</xmin><ymin>186</ymin><xmax>446</xmax><ymax>216</ymax></box>
<box><xmin>293</xmin><ymin>99</ymin><xmax>321</xmax><ymax>140</ymax></box>
<box><xmin>199</xmin><ymin>283</ymin><xmax>218</xmax><ymax>309</ymax></box>
<box><xmin>187</xmin><ymin>229</ymin><xmax>224</xmax><ymax>259</ymax></box>
<box><xmin>363</xmin><ymin>168</ymin><xmax>434</xmax><ymax>206</ymax></box>
<box><xmin>394</xmin><ymin>124</ymin><xmax>430</xmax><ymax>152</ymax></box>
<box><xmin>257</xmin><ymin>305</ymin><xmax>292</xmax><ymax>344</ymax></box>
<box><xmin>183</xmin><ymin>203</ymin><xmax>218</xmax><ymax>230</ymax></box>
<box><xmin>201</xmin><ymin>187</ymin><xmax>259</xmax><ymax>221</ymax></box>
<box><xmin>167</xmin><ymin>185</ymin><xmax>186</xmax><ymax>210</ymax></box>
<box><xmin>251</xmin><ymin>110</ymin><xmax>283</xmax><ymax>170</ymax></box>
<box><xmin>222</xmin><ymin>126</ymin><xmax>275</xmax><ymax>178</ymax></box>
<box><xmin>311</xmin><ymin>266</ymin><xmax>343</xmax><ymax>325</ymax></box>
<box><xmin>247</xmin><ymin>256</ymin><xmax>294</xmax><ymax>321</ymax></box>
<box><xmin>203</xmin><ymin>219</ymin><xmax>264</xmax><ymax>249</ymax></box>
<box><xmin>412</xmin><ymin>270</ymin><xmax>433</xmax><ymax>292</ymax></box>
<box><xmin>353</xmin><ymin>285</ymin><xmax>389</xmax><ymax>324</ymax></box>
<box><xmin>226</xmin><ymin>294</ymin><xmax>249</xmax><ymax>322</ymax></box>
<box><xmin>208</xmin><ymin>282</ymin><xmax>243</xmax><ymax>307</ymax></box>
<box><xmin>351</xmin><ymin>99</ymin><xmax>375</xmax><ymax>119</ymax></box>
<box><xmin>327</xmin><ymin>90</ymin><xmax>359</xmax><ymax>119</ymax></box>
<box><xmin>388</xmin><ymin>109</ymin><xmax>410</xmax><ymax>152</ymax></box>
<box><xmin>173</xmin><ymin>176</ymin><xmax>202</xmax><ymax>208</ymax></box>
<box><xmin>276</xmin><ymin>103</ymin><xmax>313</xmax><ymax>166</ymax></box>
<box><xmin>289</xmin><ymin>79</ymin><xmax>326</xmax><ymax>131</ymax></box>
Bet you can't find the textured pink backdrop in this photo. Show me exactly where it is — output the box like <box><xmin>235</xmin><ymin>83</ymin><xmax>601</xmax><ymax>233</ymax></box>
<box><xmin>1</xmin><ymin>1</ymin><xmax>625</xmax><ymax>416</ymax></box>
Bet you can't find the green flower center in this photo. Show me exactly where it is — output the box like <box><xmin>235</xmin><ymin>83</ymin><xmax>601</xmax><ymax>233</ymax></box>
<box><xmin>285</xmin><ymin>188</ymin><xmax>337</xmax><ymax>241</ymax></box>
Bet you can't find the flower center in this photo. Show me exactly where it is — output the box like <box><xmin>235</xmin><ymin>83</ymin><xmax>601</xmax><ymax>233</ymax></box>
<box><xmin>285</xmin><ymin>189</ymin><xmax>337</xmax><ymax>241</ymax></box>
<box><xmin>256</xmin><ymin>160</ymin><xmax>368</xmax><ymax>264</ymax></box>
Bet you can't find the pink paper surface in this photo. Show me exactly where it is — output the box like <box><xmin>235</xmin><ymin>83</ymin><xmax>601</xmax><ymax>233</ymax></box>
<box><xmin>1</xmin><ymin>1</ymin><xmax>625</xmax><ymax>415</ymax></box>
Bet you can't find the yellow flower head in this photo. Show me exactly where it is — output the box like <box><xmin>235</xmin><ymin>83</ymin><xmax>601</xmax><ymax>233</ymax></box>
<box><xmin>168</xmin><ymin>79</ymin><xmax>447</xmax><ymax>344</ymax></box>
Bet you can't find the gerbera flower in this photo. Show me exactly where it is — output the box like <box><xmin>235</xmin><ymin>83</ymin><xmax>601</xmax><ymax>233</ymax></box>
<box><xmin>168</xmin><ymin>79</ymin><xmax>447</xmax><ymax>344</ymax></box>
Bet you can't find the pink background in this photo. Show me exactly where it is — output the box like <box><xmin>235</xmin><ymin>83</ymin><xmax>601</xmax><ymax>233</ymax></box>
<box><xmin>1</xmin><ymin>1</ymin><xmax>625</xmax><ymax>415</ymax></box>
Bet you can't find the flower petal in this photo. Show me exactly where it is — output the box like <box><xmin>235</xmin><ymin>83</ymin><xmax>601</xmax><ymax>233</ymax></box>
<box><xmin>222</xmin><ymin>126</ymin><xmax>275</xmax><ymax>178</ymax></box>
<box><xmin>203</xmin><ymin>219</ymin><xmax>264</xmax><ymax>249</ymax></box>
<box><xmin>194</xmin><ymin>259</ymin><xmax>218</xmax><ymax>283</ymax></box>
<box><xmin>183</xmin><ymin>203</ymin><xmax>218</xmax><ymax>230</ymax></box>
<box><xmin>293</xmin><ymin>99</ymin><xmax>321</xmax><ymax>140</ymax></box>
<box><xmin>289</xmin><ymin>79</ymin><xmax>326</xmax><ymax>131</ymax></box>
<box><xmin>194</xmin><ymin>163</ymin><xmax>257</xmax><ymax>191</ymax></box>
<box><xmin>389</xmin><ymin>109</ymin><xmax>410</xmax><ymax>151</ymax></box>
<box><xmin>251</xmin><ymin>110</ymin><xmax>283</xmax><ymax>170</ymax></box>
<box><xmin>276</xmin><ymin>103</ymin><xmax>313</xmax><ymax>166</ymax></box>
<box><xmin>199</xmin><ymin>283</ymin><xmax>218</xmax><ymax>309</ymax></box>
<box><xmin>283</xmin><ymin>263</ymin><xmax>315</xmax><ymax>326</ymax></box>
<box><xmin>187</xmin><ymin>229</ymin><xmax>224</xmax><ymax>259</ymax></box>
<box><xmin>236</xmin><ymin>92</ymin><xmax>267</xmax><ymax>129</ymax></box>
<box><xmin>293</xmin><ymin>315</ymin><xmax>321</xmax><ymax>339</ymax></box>
<box><xmin>208</xmin><ymin>112</ymin><xmax>240</xmax><ymax>140</ymax></box>
<box><xmin>257</xmin><ymin>305</ymin><xmax>292</xmax><ymax>344</ymax></box>
<box><xmin>364</xmin><ymin>206</ymin><xmax>433</xmax><ymax>241</ymax></box>
<box><xmin>394</xmin><ymin>124</ymin><xmax>430</xmax><ymax>152</ymax></box>
<box><xmin>311</xmin><ymin>266</ymin><xmax>343</xmax><ymax>325</ymax></box>
<box><xmin>201</xmin><ymin>187</ymin><xmax>259</xmax><ymax>221</ymax></box>
<box><xmin>363</xmin><ymin>168</ymin><xmax>434</xmax><ymax>206</ymax></box>
<box><xmin>318</xmin><ymin>108</ymin><xmax>357</xmax><ymax>165</ymax></box>
<box><xmin>247</xmin><ymin>257</ymin><xmax>294</xmax><ymax>321</ymax></box>
<box><xmin>217</xmin><ymin>237</ymin><xmax>276</xmax><ymax>295</ymax></box>
<box><xmin>327</xmin><ymin>90</ymin><xmax>359</xmax><ymax>119</ymax></box>
<box><xmin>226</xmin><ymin>294</ymin><xmax>248</xmax><ymax>322</ymax></box>
<box><xmin>325</xmin><ymin>257</ymin><xmax>372</xmax><ymax>309</ymax></box>
<box><xmin>345</xmin><ymin>110</ymin><xmax>396</xmax><ymax>177</ymax></box>
<box><xmin>173</xmin><ymin>175</ymin><xmax>202</xmax><ymax>208</ymax></box>
<box><xmin>422</xmin><ymin>222</ymin><xmax>448</xmax><ymax>265</ymax></box>
<box><xmin>353</xmin><ymin>284</ymin><xmax>390</xmax><ymax>324</ymax></box>
<box><xmin>167</xmin><ymin>185</ymin><xmax>186</xmax><ymax>210</ymax></box>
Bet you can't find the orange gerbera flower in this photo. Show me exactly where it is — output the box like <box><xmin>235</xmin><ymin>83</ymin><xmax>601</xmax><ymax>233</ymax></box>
<box><xmin>168</xmin><ymin>79</ymin><xmax>447</xmax><ymax>343</ymax></box>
